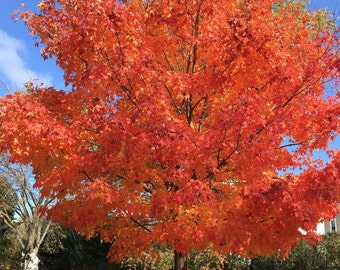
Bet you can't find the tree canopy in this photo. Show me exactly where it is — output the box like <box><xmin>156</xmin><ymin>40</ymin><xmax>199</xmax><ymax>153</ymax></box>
<box><xmin>1</xmin><ymin>0</ymin><xmax>339</xmax><ymax>264</ymax></box>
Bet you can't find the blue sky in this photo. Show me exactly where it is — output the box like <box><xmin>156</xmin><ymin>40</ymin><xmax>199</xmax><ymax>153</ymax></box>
<box><xmin>0</xmin><ymin>1</ymin><xmax>66</xmax><ymax>92</ymax></box>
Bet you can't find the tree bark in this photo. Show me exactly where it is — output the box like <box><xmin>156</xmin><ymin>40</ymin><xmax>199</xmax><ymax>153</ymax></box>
<box><xmin>174</xmin><ymin>250</ymin><xmax>188</xmax><ymax>270</ymax></box>
<box><xmin>23</xmin><ymin>247</ymin><xmax>39</xmax><ymax>270</ymax></box>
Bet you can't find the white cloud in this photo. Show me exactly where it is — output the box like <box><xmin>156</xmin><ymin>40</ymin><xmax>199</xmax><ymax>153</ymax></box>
<box><xmin>0</xmin><ymin>29</ymin><xmax>53</xmax><ymax>91</ymax></box>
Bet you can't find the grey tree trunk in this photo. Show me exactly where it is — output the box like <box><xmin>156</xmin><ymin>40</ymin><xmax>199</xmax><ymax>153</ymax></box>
<box><xmin>174</xmin><ymin>251</ymin><xmax>188</xmax><ymax>270</ymax></box>
<box><xmin>23</xmin><ymin>248</ymin><xmax>39</xmax><ymax>270</ymax></box>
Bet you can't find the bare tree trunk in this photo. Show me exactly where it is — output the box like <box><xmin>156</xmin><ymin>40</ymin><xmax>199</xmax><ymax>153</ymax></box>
<box><xmin>174</xmin><ymin>250</ymin><xmax>188</xmax><ymax>270</ymax></box>
<box><xmin>23</xmin><ymin>247</ymin><xmax>39</xmax><ymax>270</ymax></box>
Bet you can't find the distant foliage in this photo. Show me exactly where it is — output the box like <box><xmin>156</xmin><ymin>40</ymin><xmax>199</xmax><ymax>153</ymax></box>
<box><xmin>121</xmin><ymin>233</ymin><xmax>340</xmax><ymax>270</ymax></box>
<box><xmin>247</xmin><ymin>233</ymin><xmax>340</xmax><ymax>270</ymax></box>
<box><xmin>39</xmin><ymin>228</ymin><xmax>119</xmax><ymax>270</ymax></box>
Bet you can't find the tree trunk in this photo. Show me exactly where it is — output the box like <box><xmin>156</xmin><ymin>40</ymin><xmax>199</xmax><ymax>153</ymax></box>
<box><xmin>23</xmin><ymin>248</ymin><xmax>39</xmax><ymax>270</ymax></box>
<box><xmin>174</xmin><ymin>250</ymin><xmax>188</xmax><ymax>270</ymax></box>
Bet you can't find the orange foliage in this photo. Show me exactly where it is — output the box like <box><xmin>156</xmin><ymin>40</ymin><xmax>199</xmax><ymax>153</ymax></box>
<box><xmin>1</xmin><ymin>0</ymin><xmax>339</xmax><ymax>261</ymax></box>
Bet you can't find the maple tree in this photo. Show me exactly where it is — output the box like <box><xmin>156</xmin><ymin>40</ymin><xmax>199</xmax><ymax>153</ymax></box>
<box><xmin>1</xmin><ymin>0</ymin><xmax>339</xmax><ymax>268</ymax></box>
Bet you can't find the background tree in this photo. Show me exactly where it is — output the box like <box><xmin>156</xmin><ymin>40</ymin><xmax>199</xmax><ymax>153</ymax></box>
<box><xmin>39</xmin><ymin>228</ymin><xmax>120</xmax><ymax>270</ymax></box>
<box><xmin>121</xmin><ymin>246</ymin><xmax>174</xmax><ymax>270</ymax></box>
<box><xmin>121</xmin><ymin>233</ymin><xmax>340</xmax><ymax>270</ymax></box>
<box><xmin>1</xmin><ymin>0</ymin><xmax>339</xmax><ymax>269</ymax></box>
<box><xmin>0</xmin><ymin>173</ymin><xmax>21</xmax><ymax>269</ymax></box>
<box><xmin>248</xmin><ymin>233</ymin><xmax>340</xmax><ymax>270</ymax></box>
<box><xmin>0</xmin><ymin>155</ymin><xmax>56</xmax><ymax>270</ymax></box>
<box><xmin>107</xmin><ymin>233</ymin><xmax>340</xmax><ymax>270</ymax></box>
